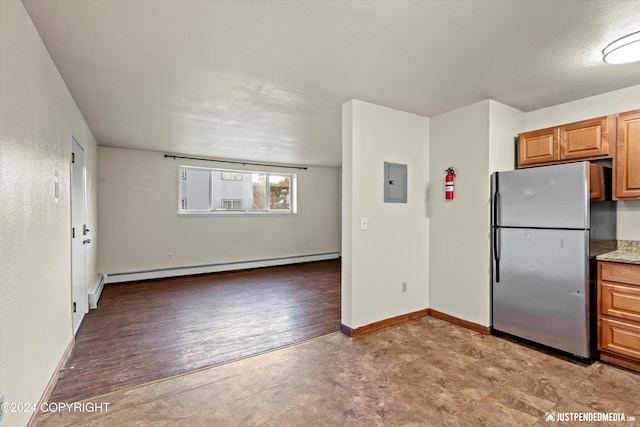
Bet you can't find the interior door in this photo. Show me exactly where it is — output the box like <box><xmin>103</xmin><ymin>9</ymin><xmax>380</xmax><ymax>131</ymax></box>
<box><xmin>71</xmin><ymin>137</ymin><xmax>88</xmax><ymax>334</ymax></box>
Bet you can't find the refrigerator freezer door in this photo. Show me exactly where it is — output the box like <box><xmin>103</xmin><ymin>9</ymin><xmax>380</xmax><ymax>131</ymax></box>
<box><xmin>492</xmin><ymin>228</ymin><xmax>590</xmax><ymax>357</ymax></box>
<box><xmin>494</xmin><ymin>162</ymin><xmax>589</xmax><ymax>229</ymax></box>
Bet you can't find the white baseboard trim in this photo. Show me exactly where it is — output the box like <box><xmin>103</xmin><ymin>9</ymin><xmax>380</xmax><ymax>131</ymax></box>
<box><xmin>27</xmin><ymin>337</ymin><xmax>75</xmax><ymax>427</ymax></box>
<box><xmin>104</xmin><ymin>252</ymin><xmax>340</xmax><ymax>284</ymax></box>
<box><xmin>88</xmin><ymin>274</ymin><xmax>106</xmax><ymax>309</ymax></box>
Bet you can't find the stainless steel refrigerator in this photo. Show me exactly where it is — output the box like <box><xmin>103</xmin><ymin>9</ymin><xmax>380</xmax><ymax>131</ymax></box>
<box><xmin>491</xmin><ymin>161</ymin><xmax>616</xmax><ymax>359</ymax></box>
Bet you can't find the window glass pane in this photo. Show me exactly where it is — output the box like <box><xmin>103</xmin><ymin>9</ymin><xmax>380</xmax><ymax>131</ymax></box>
<box><xmin>221</xmin><ymin>199</ymin><xmax>243</xmax><ymax>210</ymax></box>
<box><xmin>213</xmin><ymin>171</ymin><xmax>258</xmax><ymax>211</ymax></box>
<box><xmin>179</xmin><ymin>166</ymin><xmax>295</xmax><ymax>214</ymax></box>
<box><xmin>180</xmin><ymin>168</ymin><xmax>210</xmax><ymax>211</ymax></box>
<box><xmin>269</xmin><ymin>175</ymin><xmax>290</xmax><ymax>211</ymax></box>
<box><xmin>251</xmin><ymin>173</ymin><xmax>267</xmax><ymax>211</ymax></box>
<box><xmin>221</xmin><ymin>172</ymin><xmax>242</xmax><ymax>181</ymax></box>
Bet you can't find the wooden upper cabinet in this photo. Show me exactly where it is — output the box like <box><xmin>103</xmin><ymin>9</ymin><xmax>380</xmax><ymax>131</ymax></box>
<box><xmin>615</xmin><ymin>109</ymin><xmax>640</xmax><ymax>200</ymax></box>
<box><xmin>517</xmin><ymin>115</ymin><xmax>614</xmax><ymax>168</ymax></box>
<box><xmin>517</xmin><ymin>127</ymin><xmax>559</xmax><ymax>167</ymax></box>
<box><xmin>560</xmin><ymin>115</ymin><xmax>614</xmax><ymax>161</ymax></box>
<box><xmin>589</xmin><ymin>163</ymin><xmax>605</xmax><ymax>201</ymax></box>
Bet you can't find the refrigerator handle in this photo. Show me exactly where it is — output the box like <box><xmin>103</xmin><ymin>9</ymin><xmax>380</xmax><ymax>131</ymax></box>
<box><xmin>493</xmin><ymin>227</ymin><xmax>500</xmax><ymax>283</ymax></box>
<box><xmin>493</xmin><ymin>172</ymin><xmax>500</xmax><ymax>227</ymax></box>
<box><xmin>493</xmin><ymin>172</ymin><xmax>500</xmax><ymax>283</ymax></box>
<box><xmin>493</xmin><ymin>191</ymin><xmax>500</xmax><ymax>228</ymax></box>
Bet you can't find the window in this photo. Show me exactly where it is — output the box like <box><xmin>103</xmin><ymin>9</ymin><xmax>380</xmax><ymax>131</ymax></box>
<box><xmin>221</xmin><ymin>172</ymin><xmax>242</xmax><ymax>181</ymax></box>
<box><xmin>269</xmin><ymin>175</ymin><xmax>291</xmax><ymax>210</ymax></box>
<box><xmin>179</xmin><ymin>166</ymin><xmax>296</xmax><ymax>215</ymax></box>
<box><xmin>221</xmin><ymin>199</ymin><xmax>243</xmax><ymax>210</ymax></box>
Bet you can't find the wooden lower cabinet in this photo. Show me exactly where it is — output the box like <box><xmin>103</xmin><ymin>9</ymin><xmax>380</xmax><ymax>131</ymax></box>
<box><xmin>598</xmin><ymin>261</ymin><xmax>640</xmax><ymax>371</ymax></box>
<box><xmin>600</xmin><ymin>317</ymin><xmax>640</xmax><ymax>360</ymax></box>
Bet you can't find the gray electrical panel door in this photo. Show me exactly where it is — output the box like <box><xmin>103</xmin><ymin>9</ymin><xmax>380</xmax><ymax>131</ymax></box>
<box><xmin>384</xmin><ymin>162</ymin><xmax>407</xmax><ymax>203</ymax></box>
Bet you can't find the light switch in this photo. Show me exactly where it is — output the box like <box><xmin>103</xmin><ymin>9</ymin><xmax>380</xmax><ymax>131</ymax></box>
<box><xmin>54</xmin><ymin>175</ymin><xmax>59</xmax><ymax>203</ymax></box>
<box><xmin>361</xmin><ymin>217</ymin><xmax>368</xmax><ymax>230</ymax></box>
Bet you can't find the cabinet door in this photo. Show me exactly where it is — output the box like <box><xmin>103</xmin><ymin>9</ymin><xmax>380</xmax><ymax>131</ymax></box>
<box><xmin>517</xmin><ymin>127</ymin><xmax>559</xmax><ymax>167</ymax></box>
<box><xmin>615</xmin><ymin>109</ymin><xmax>640</xmax><ymax>199</ymax></box>
<box><xmin>560</xmin><ymin>115</ymin><xmax>614</xmax><ymax>160</ymax></box>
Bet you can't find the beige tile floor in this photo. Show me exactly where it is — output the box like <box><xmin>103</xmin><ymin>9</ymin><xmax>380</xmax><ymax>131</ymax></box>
<box><xmin>33</xmin><ymin>316</ymin><xmax>640</xmax><ymax>426</ymax></box>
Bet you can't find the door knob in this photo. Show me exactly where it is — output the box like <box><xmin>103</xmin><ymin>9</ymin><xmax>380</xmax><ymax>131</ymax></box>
<box><xmin>83</xmin><ymin>239</ymin><xmax>91</xmax><ymax>244</ymax></box>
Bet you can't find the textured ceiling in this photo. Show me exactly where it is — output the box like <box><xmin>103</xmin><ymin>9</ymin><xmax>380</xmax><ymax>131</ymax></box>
<box><xmin>22</xmin><ymin>0</ymin><xmax>640</xmax><ymax>167</ymax></box>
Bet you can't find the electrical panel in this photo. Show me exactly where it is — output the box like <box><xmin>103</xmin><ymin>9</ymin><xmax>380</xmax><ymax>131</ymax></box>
<box><xmin>384</xmin><ymin>162</ymin><xmax>407</xmax><ymax>203</ymax></box>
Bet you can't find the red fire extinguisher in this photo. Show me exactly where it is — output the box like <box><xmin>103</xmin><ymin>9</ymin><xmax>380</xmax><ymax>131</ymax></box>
<box><xmin>445</xmin><ymin>167</ymin><xmax>456</xmax><ymax>200</ymax></box>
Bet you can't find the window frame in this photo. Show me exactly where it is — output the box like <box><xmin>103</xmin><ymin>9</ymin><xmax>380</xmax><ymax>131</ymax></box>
<box><xmin>178</xmin><ymin>165</ymin><xmax>297</xmax><ymax>216</ymax></box>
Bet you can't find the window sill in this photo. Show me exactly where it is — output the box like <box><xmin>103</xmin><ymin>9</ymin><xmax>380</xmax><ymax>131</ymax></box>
<box><xmin>178</xmin><ymin>211</ymin><xmax>296</xmax><ymax>217</ymax></box>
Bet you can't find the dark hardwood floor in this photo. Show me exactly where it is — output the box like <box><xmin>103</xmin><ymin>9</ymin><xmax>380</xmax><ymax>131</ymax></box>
<box><xmin>50</xmin><ymin>259</ymin><xmax>341</xmax><ymax>402</ymax></box>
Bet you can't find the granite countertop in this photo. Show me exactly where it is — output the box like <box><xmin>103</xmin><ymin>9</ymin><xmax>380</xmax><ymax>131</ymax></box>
<box><xmin>596</xmin><ymin>240</ymin><xmax>640</xmax><ymax>265</ymax></box>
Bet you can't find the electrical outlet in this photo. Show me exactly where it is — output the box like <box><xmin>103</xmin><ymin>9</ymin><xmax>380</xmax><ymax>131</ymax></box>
<box><xmin>169</xmin><ymin>253</ymin><xmax>174</xmax><ymax>260</ymax></box>
<box><xmin>402</xmin><ymin>282</ymin><xmax>407</xmax><ymax>293</ymax></box>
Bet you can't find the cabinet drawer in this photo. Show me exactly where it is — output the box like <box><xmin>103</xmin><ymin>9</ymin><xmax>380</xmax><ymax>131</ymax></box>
<box><xmin>601</xmin><ymin>262</ymin><xmax>640</xmax><ymax>286</ymax></box>
<box><xmin>600</xmin><ymin>283</ymin><xmax>640</xmax><ymax>323</ymax></box>
<box><xmin>600</xmin><ymin>317</ymin><xmax>640</xmax><ymax>360</ymax></box>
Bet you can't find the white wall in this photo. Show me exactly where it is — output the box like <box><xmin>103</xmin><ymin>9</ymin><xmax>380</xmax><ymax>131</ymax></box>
<box><xmin>489</xmin><ymin>100</ymin><xmax>524</xmax><ymax>173</ymax></box>
<box><xmin>524</xmin><ymin>85</ymin><xmax>640</xmax><ymax>131</ymax></box>
<box><xmin>428</xmin><ymin>100</ymin><xmax>524</xmax><ymax>327</ymax></box>
<box><xmin>98</xmin><ymin>147</ymin><xmax>340</xmax><ymax>274</ymax></box>
<box><xmin>342</xmin><ymin>100</ymin><xmax>429</xmax><ymax>329</ymax></box>
<box><xmin>0</xmin><ymin>2</ymin><xmax>99</xmax><ymax>426</ymax></box>
<box><xmin>524</xmin><ymin>85</ymin><xmax>640</xmax><ymax>240</ymax></box>
<box><xmin>341</xmin><ymin>107</ymin><xmax>354</xmax><ymax>325</ymax></box>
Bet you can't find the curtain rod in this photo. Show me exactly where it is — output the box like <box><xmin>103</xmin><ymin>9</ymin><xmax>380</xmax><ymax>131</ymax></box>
<box><xmin>164</xmin><ymin>154</ymin><xmax>308</xmax><ymax>170</ymax></box>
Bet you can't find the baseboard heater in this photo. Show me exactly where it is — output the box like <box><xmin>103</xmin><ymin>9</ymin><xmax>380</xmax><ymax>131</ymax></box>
<box><xmin>103</xmin><ymin>252</ymin><xmax>340</xmax><ymax>285</ymax></box>
<box><xmin>88</xmin><ymin>274</ymin><xmax>106</xmax><ymax>309</ymax></box>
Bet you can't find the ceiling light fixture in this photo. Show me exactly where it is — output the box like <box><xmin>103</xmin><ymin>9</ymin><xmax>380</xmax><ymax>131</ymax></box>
<box><xmin>602</xmin><ymin>30</ymin><xmax>640</xmax><ymax>64</ymax></box>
